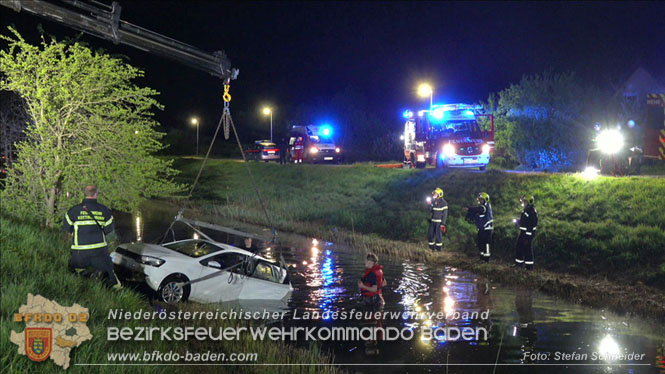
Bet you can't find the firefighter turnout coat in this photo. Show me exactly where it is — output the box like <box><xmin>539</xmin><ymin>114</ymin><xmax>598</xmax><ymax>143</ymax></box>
<box><xmin>430</xmin><ymin>197</ymin><xmax>448</xmax><ymax>224</ymax></box>
<box><xmin>63</xmin><ymin>198</ymin><xmax>115</xmax><ymax>250</ymax></box>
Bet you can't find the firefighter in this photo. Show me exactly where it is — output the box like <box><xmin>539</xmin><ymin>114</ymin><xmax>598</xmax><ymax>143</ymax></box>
<box><xmin>63</xmin><ymin>185</ymin><xmax>121</xmax><ymax>289</ymax></box>
<box><xmin>514</xmin><ymin>194</ymin><xmax>538</xmax><ymax>270</ymax></box>
<box><xmin>427</xmin><ymin>188</ymin><xmax>448</xmax><ymax>251</ymax></box>
<box><xmin>466</xmin><ymin>192</ymin><xmax>493</xmax><ymax>262</ymax></box>
<box><xmin>294</xmin><ymin>136</ymin><xmax>304</xmax><ymax>163</ymax></box>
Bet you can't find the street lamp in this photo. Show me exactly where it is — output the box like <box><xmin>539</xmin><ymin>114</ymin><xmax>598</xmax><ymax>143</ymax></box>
<box><xmin>262</xmin><ymin>107</ymin><xmax>273</xmax><ymax>142</ymax></box>
<box><xmin>190</xmin><ymin>117</ymin><xmax>199</xmax><ymax>155</ymax></box>
<box><xmin>418</xmin><ymin>83</ymin><xmax>433</xmax><ymax>110</ymax></box>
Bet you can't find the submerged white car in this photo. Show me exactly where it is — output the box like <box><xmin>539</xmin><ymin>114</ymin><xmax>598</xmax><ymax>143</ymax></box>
<box><xmin>111</xmin><ymin>239</ymin><xmax>292</xmax><ymax>304</ymax></box>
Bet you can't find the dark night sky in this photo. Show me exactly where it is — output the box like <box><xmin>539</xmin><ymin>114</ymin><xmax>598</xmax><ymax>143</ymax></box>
<box><xmin>2</xmin><ymin>1</ymin><xmax>664</xmax><ymax>138</ymax></box>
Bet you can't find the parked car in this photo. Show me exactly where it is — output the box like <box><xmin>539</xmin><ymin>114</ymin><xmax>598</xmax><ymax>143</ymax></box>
<box><xmin>245</xmin><ymin>140</ymin><xmax>280</xmax><ymax>162</ymax></box>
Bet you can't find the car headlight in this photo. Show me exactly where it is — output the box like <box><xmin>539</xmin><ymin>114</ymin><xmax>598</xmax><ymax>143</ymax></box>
<box><xmin>139</xmin><ymin>255</ymin><xmax>165</xmax><ymax>267</ymax></box>
<box><xmin>335</xmin><ymin>147</ymin><xmax>341</xmax><ymax>153</ymax></box>
<box><xmin>596</xmin><ymin>129</ymin><xmax>623</xmax><ymax>154</ymax></box>
<box><xmin>443</xmin><ymin>144</ymin><xmax>456</xmax><ymax>157</ymax></box>
<box><xmin>482</xmin><ymin>144</ymin><xmax>491</xmax><ymax>154</ymax></box>
<box><xmin>310</xmin><ymin>147</ymin><xmax>319</xmax><ymax>154</ymax></box>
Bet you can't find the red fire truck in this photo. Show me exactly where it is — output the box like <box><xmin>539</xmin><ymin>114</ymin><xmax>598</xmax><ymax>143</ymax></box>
<box><xmin>402</xmin><ymin>104</ymin><xmax>494</xmax><ymax>170</ymax></box>
<box><xmin>645</xmin><ymin>93</ymin><xmax>665</xmax><ymax>160</ymax></box>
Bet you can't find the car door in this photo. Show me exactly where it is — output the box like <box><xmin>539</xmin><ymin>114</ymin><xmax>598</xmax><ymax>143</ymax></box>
<box><xmin>240</xmin><ymin>260</ymin><xmax>291</xmax><ymax>300</ymax></box>
<box><xmin>193</xmin><ymin>252</ymin><xmax>249</xmax><ymax>302</ymax></box>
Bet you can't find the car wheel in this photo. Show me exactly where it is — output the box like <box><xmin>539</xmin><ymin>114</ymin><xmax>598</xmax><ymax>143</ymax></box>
<box><xmin>479</xmin><ymin>165</ymin><xmax>487</xmax><ymax>171</ymax></box>
<box><xmin>158</xmin><ymin>275</ymin><xmax>190</xmax><ymax>304</ymax></box>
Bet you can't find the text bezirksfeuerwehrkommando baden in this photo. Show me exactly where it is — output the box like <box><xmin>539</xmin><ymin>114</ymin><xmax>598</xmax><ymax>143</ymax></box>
<box><xmin>107</xmin><ymin>308</ymin><xmax>489</xmax><ymax>322</ymax></box>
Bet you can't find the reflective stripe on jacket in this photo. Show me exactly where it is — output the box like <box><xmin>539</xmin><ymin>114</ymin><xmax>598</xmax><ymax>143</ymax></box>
<box><xmin>518</xmin><ymin>204</ymin><xmax>538</xmax><ymax>235</ymax></box>
<box><xmin>63</xmin><ymin>199</ymin><xmax>114</xmax><ymax>250</ymax></box>
<box><xmin>474</xmin><ymin>202</ymin><xmax>494</xmax><ymax>231</ymax></box>
<box><xmin>430</xmin><ymin>198</ymin><xmax>448</xmax><ymax>224</ymax></box>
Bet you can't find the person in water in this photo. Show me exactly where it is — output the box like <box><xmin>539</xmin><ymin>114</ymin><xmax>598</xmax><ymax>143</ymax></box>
<box><xmin>357</xmin><ymin>252</ymin><xmax>387</xmax><ymax>355</ymax></box>
<box><xmin>358</xmin><ymin>252</ymin><xmax>387</xmax><ymax>307</ymax></box>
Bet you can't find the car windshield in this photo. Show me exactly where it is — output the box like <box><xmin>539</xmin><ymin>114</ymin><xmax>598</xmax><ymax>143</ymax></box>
<box><xmin>163</xmin><ymin>240</ymin><xmax>224</xmax><ymax>258</ymax></box>
<box><xmin>433</xmin><ymin>120</ymin><xmax>480</xmax><ymax>137</ymax></box>
<box><xmin>309</xmin><ymin>136</ymin><xmax>334</xmax><ymax>146</ymax></box>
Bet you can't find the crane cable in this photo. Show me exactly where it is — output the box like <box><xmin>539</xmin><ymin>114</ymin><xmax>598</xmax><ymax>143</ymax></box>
<box><xmin>183</xmin><ymin>81</ymin><xmax>282</xmax><ymax>261</ymax></box>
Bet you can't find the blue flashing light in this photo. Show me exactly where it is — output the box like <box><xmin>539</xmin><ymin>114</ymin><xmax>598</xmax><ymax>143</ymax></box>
<box><xmin>320</xmin><ymin>125</ymin><xmax>333</xmax><ymax>137</ymax></box>
<box><xmin>403</xmin><ymin>110</ymin><xmax>414</xmax><ymax>119</ymax></box>
<box><xmin>432</xmin><ymin>108</ymin><xmax>444</xmax><ymax>120</ymax></box>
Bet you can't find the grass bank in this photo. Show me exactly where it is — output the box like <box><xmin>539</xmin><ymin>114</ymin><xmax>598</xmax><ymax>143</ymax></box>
<box><xmin>0</xmin><ymin>216</ymin><xmax>341</xmax><ymax>374</ymax></box>
<box><xmin>173</xmin><ymin>159</ymin><xmax>665</xmax><ymax>318</ymax></box>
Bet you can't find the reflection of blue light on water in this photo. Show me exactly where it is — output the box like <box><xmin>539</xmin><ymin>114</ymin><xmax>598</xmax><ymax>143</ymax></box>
<box><xmin>321</xmin><ymin>256</ymin><xmax>334</xmax><ymax>286</ymax></box>
<box><xmin>315</xmin><ymin>252</ymin><xmax>341</xmax><ymax>316</ymax></box>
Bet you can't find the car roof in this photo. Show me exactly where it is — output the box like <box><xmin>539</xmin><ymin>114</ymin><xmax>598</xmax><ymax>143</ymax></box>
<box><xmin>194</xmin><ymin>240</ymin><xmax>271</xmax><ymax>262</ymax></box>
<box><xmin>161</xmin><ymin>239</ymin><xmax>272</xmax><ymax>262</ymax></box>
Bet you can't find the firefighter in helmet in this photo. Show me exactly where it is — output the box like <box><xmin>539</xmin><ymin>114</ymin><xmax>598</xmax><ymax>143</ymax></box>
<box><xmin>427</xmin><ymin>188</ymin><xmax>448</xmax><ymax>251</ymax></box>
<box><xmin>514</xmin><ymin>194</ymin><xmax>538</xmax><ymax>270</ymax></box>
<box><xmin>465</xmin><ymin>192</ymin><xmax>493</xmax><ymax>262</ymax></box>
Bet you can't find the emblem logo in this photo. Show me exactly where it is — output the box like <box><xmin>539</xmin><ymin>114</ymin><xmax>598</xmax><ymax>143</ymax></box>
<box><xmin>25</xmin><ymin>328</ymin><xmax>52</xmax><ymax>362</ymax></box>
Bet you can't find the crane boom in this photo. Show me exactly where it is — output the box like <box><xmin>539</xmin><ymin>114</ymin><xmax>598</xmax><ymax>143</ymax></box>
<box><xmin>1</xmin><ymin>0</ymin><xmax>238</xmax><ymax>80</ymax></box>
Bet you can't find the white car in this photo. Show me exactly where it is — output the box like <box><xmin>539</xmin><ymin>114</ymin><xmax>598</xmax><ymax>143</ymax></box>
<box><xmin>111</xmin><ymin>239</ymin><xmax>292</xmax><ymax>304</ymax></box>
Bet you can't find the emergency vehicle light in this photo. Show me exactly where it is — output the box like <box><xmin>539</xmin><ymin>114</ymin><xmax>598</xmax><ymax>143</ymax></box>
<box><xmin>443</xmin><ymin>143</ymin><xmax>456</xmax><ymax>157</ymax></box>
<box><xmin>432</xmin><ymin>108</ymin><xmax>445</xmax><ymax>120</ymax></box>
<box><xmin>319</xmin><ymin>125</ymin><xmax>333</xmax><ymax>137</ymax></box>
<box><xmin>596</xmin><ymin>129</ymin><xmax>623</xmax><ymax>155</ymax></box>
<box><xmin>403</xmin><ymin>110</ymin><xmax>414</xmax><ymax>119</ymax></box>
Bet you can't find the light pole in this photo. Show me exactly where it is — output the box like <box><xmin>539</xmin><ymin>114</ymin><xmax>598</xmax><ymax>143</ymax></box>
<box><xmin>191</xmin><ymin>117</ymin><xmax>199</xmax><ymax>155</ymax></box>
<box><xmin>418</xmin><ymin>83</ymin><xmax>433</xmax><ymax>111</ymax></box>
<box><xmin>262</xmin><ymin>107</ymin><xmax>273</xmax><ymax>142</ymax></box>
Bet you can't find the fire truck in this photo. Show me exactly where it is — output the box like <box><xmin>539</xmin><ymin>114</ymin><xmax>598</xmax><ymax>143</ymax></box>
<box><xmin>645</xmin><ymin>93</ymin><xmax>665</xmax><ymax>160</ymax></box>
<box><xmin>402</xmin><ymin>104</ymin><xmax>494</xmax><ymax>170</ymax></box>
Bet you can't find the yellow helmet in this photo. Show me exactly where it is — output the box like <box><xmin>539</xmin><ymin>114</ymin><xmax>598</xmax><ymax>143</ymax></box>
<box><xmin>478</xmin><ymin>192</ymin><xmax>490</xmax><ymax>203</ymax></box>
<box><xmin>520</xmin><ymin>194</ymin><xmax>534</xmax><ymax>205</ymax></box>
<box><xmin>432</xmin><ymin>188</ymin><xmax>444</xmax><ymax>198</ymax></box>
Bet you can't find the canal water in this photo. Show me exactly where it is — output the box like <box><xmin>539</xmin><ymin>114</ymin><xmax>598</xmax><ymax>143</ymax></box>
<box><xmin>114</xmin><ymin>203</ymin><xmax>664</xmax><ymax>374</ymax></box>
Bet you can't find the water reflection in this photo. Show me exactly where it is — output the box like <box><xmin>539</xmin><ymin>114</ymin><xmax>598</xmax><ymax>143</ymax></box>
<box><xmin>135</xmin><ymin>215</ymin><xmax>142</xmax><ymax>242</ymax></box>
<box><xmin>514</xmin><ymin>288</ymin><xmax>538</xmax><ymax>364</ymax></box>
<box><xmin>303</xmin><ymin>238</ymin><xmax>344</xmax><ymax>315</ymax></box>
<box><xmin>114</xmin><ymin>206</ymin><xmax>665</xmax><ymax>373</ymax></box>
<box><xmin>598</xmin><ymin>334</ymin><xmax>621</xmax><ymax>358</ymax></box>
